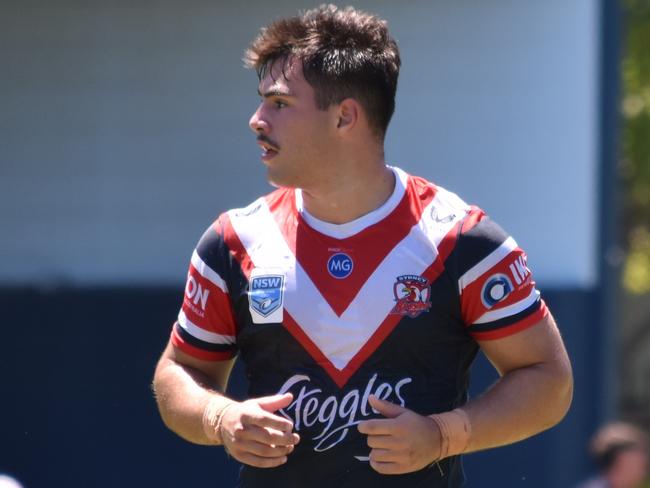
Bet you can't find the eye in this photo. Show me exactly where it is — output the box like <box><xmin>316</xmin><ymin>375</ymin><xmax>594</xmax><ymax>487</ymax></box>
<box><xmin>275</xmin><ymin>100</ymin><xmax>288</xmax><ymax>109</ymax></box>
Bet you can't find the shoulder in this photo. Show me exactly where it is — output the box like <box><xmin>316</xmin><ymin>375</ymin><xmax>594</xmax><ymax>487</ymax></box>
<box><xmin>396</xmin><ymin>167</ymin><xmax>474</xmax><ymax>221</ymax></box>
<box><xmin>404</xmin><ymin>168</ymin><xmax>510</xmax><ymax>255</ymax></box>
<box><xmin>226</xmin><ymin>187</ymin><xmax>293</xmax><ymax>226</ymax></box>
<box><xmin>396</xmin><ymin>166</ymin><xmax>507</xmax><ymax>260</ymax></box>
<box><xmin>399</xmin><ymin>169</ymin><xmax>525</xmax><ymax>281</ymax></box>
<box><xmin>398</xmin><ymin>168</ymin><xmax>504</xmax><ymax>250</ymax></box>
<box><xmin>197</xmin><ymin>187</ymin><xmax>294</xmax><ymax>250</ymax></box>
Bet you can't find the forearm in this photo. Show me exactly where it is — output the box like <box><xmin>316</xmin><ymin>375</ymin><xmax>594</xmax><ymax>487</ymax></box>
<box><xmin>357</xmin><ymin>358</ymin><xmax>572</xmax><ymax>475</ymax></box>
<box><xmin>153</xmin><ymin>357</ymin><xmax>234</xmax><ymax>445</ymax></box>
<box><xmin>461</xmin><ymin>359</ymin><xmax>573</xmax><ymax>453</ymax></box>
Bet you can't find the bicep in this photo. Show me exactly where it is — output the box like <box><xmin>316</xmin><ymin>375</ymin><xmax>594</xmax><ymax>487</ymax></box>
<box><xmin>477</xmin><ymin>312</ymin><xmax>571</xmax><ymax>377</ymax></box>
<box><xmin>157</xmin><ymin>338</ymin><xmax>236</xmax><ymax>391</ymax></box>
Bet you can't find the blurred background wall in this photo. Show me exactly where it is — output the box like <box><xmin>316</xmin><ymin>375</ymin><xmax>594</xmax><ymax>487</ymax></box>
<box><xmin>0</xmin><ymin>0</ymin><xmax>603</xmax><ymax>287</ymax></box>
<box><xmin>0</xmin><ymin>0</ymin><xmax>635</xmax><ymax>487</ymax></box>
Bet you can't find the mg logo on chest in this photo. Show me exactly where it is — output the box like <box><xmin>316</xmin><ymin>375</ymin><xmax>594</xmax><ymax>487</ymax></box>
<box><xmin>327</xmin><ymin>253</ymin><xmax>354</xmax><ymax>279</ymax></box>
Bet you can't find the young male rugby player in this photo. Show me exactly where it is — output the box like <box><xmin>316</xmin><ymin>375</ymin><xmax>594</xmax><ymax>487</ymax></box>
<box><xmin>153</xmin><ymin>5</ymin><xmax>573</xmax><ymax>487</ymax></box>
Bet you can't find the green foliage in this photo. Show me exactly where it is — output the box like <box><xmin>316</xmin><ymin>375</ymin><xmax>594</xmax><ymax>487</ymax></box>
<box><xmin>621</xmin><ymin>0</ymin><xmax>650</xmax><ymax>293</ymax></box>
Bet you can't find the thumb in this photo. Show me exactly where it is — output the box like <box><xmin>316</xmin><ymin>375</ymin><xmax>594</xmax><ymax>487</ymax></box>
<box><xmin>368</xmin><ymin>395</ymin><xmax>408</xmax><ymax>418</ymax></box>
<box><xmin>256</xmin><ymin>392</ymin><xmax>294</xmax><ymax>412</ymax></box>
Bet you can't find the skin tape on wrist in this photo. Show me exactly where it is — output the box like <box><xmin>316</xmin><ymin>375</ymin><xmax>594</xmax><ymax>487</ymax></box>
<box><xmin>202</xmin><ymin>397</ymin><xmax>236</xmax><ymax>445</ymax></box>
<box><xmin>429</xmin><ymin>408</ymin><xmax>471</xmax><ymax>460</ymax></box>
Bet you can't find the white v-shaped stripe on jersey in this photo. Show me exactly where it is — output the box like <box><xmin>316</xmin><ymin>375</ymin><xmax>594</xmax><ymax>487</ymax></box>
<box><xmin>228</xmin><ymin>188</ymin><xmax>468</xmax><ymax>374</ymax></box>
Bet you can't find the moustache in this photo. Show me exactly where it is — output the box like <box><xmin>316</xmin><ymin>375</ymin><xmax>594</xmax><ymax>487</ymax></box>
<box><xmin>256</xmin><ymin>135</ymin><xmax>280</xmax><ymax>151</ymax></box>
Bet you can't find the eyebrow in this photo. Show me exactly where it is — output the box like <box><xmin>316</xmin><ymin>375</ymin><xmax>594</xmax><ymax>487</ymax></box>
<box><xmin>257</xmin><ymin>88</ymin><xmax>295</xmax><ymax>98</ymax></box>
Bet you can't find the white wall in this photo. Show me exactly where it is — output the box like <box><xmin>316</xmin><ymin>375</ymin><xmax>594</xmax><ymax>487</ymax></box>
<box><xmin>0</xmin><ymin>0</ymin><xmax>600</xmax><ymax>287</ymax></box>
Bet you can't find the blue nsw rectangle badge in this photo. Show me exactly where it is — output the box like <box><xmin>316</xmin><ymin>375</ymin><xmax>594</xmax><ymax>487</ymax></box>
<box><xmin>248</xmin><ymin>270</ymin><xmax>285</xmax><ymax>324</ymax></box>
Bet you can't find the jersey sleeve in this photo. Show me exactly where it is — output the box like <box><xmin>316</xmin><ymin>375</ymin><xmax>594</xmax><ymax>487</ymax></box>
<box><xmin>170</xmin><ymin>216</ymin><xmax>239</xmax><ymax>360</ymax></box>
<box><xmin>454</xmin><ymin>210</ymin><xmax>548</xmax><ymax>340</ymax></box>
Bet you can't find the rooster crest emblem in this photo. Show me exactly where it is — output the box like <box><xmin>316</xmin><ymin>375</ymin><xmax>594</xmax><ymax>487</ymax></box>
<box><xmin>391</xmin><ymin>275</ymin><xmax>432</xmax><ymax>318</ymax></box>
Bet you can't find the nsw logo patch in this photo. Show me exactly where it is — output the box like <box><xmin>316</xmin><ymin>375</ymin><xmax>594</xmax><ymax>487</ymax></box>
<box><xmin>249</xmin><ymin>270</ymin><xmax>285</xmax><ymax>324</ymax></box>
<box><xmin>391</xmin><ymin>275</ymin><xmax>432</xmax><ymax>318</ymax></box>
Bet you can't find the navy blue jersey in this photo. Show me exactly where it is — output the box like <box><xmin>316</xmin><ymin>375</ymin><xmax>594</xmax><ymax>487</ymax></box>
<box><xmin>171</xmin><ymin>167</ymin><xmax>547</xmax><ymax>487</ymax></box>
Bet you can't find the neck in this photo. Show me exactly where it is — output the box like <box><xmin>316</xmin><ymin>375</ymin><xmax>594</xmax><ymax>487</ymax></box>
<box><xmin>300</xmin><ymin>161</ymin><xmax>395</xmax><ymax>225</ymax></box>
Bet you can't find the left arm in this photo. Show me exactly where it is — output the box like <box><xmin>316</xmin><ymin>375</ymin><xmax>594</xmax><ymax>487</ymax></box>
<box><xmin>358</xmin><ymin>312</ymin><xmax>573</xmax><ymax>474</ymax></box>
<box><xmin>463</xmin><ymin>311</ymin><xmax>573</xmax><ymax>452</ymax></box>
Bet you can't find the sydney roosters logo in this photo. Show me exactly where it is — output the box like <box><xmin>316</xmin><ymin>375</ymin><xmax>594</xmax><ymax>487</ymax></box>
<box><xmin>391</xmin><ymin>275</ymin><xmax>431</xmax><ymax>318</ymax></box>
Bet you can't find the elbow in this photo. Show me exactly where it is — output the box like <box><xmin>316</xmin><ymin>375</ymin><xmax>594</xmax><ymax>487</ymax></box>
<box><xmin>547</xmin><ymin>359</ymin><xmax>574</xmax><ymax>428</ymax></box>
<box><xmin>151</xmin><ymin>377</ymin><xmax>169</xmax><ymax>426</ymax></box>
<box><xmin>157</xmin><ymin>404</ymin><xmax>177</xmax><ymax>434</ymax></box>
<box><xmin>151</xmin><ymin>365</ymin><xmax>175</xmax><ymax>432</ymax></box>
<box><xmin>152</xmin><ymin>377</ymin><xmax>190</xmax><ymax>442</ymax></box>
<box><xmin>560</xmin><ymin>366</ymin><xmax>574</xmax><ymax>420</ymax></box>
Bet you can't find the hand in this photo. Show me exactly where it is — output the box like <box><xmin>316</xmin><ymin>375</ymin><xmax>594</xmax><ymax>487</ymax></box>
<box><xmin>219</xmin><ymin>393</ymin><xmax>300</xmax><ymax>468</ymax></box>
<box><xmin>357</xmin><ymin>395</ymin><xmax>441</xmax><ymax>475</ymax></box>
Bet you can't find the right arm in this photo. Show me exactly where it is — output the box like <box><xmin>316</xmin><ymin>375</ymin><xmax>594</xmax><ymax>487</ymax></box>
<box><xmin>155</xmin><ymin>218</ymin><xmax>299</xmax><ymax>466</ymax></box>
<box><xmin>153</xmin><ymin>339</ymin><xmax>235</xmax><ymax>445</ymax></box>
<box><xmin>153</xmin><ymin>338</ymin><xmax>300</xmax><ymax>467</ymax></box>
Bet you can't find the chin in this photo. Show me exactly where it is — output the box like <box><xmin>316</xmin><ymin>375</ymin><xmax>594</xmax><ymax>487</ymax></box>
<box><xmin>266</xmin><ymin>167</ymin><xmax>302</xmax><ymax>190</ymax></box>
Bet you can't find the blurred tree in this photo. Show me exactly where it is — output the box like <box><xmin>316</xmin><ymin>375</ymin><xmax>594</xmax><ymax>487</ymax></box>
<box><xmin>621</xmin><ymin>0</ymin><xmax>650</xmax><ymax>293</ymax></box>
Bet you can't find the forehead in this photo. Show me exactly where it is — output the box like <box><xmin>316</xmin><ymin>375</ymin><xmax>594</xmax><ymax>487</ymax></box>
<box><xmin>258</xmin><ymin>57</ymin><xmax>310</xmax><ymax>95</ymax></box>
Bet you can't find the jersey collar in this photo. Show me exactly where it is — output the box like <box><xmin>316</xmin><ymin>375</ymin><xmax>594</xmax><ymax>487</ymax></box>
<box><xmin>294</xmin><ymin>166</ymin><xmax>408</xmax><ymax>239</ymax></box>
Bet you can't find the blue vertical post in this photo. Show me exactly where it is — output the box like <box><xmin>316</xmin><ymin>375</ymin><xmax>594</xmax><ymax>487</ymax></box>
<box><xmin>596</xmin><ymin>0</ymin><xmax>622</xmax><ymax>425</ymax></box>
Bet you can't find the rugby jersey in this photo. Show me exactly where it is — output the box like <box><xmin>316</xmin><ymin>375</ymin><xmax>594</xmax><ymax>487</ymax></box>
<box><xmin>170</xmin><ymin>166</ymin><xmax>548</xmax><ymax>487</ymax></box>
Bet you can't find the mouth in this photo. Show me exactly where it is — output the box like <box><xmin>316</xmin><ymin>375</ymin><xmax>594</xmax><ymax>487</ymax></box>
<box><xmin>257</xmin><ymin>137</ymin><xmax>279</xmax><ymax>161</ymax></box>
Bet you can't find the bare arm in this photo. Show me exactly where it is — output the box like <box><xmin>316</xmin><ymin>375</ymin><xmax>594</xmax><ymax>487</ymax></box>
<box><xmin>153</xmin><ymin>339</ymin><xmax>236</xmax><ymax>445</ymax></box>
<box><xmin>153</xmin><ymin>339</ymin><xmax>300</xmax><ymax>467</ymax></box>
<box><xmin>358</xmin><ymin>313</ymin><xmax>573</xmax><ymax>474</ymax></box>
<box><xmin>464</xmin><ymin>312</ymin><xmax>573</xmax><ymax>452</ymax></box>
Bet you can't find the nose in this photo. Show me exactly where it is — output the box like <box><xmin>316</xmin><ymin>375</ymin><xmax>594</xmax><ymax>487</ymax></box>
<box><xmin>249</xmin><ymin>106</ymin><xmax>269</xmax><ymax>134</ymax></box>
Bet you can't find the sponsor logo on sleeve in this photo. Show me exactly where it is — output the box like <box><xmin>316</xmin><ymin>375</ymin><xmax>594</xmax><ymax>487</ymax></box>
<box><xmin>481</xmin><ymin>273</ymin><xmax>514</xmax><ymax>308</ymax></box>
<box><xmin>391</xmin><ymin>275</ymin><xmax>432</xmax><ymax>318</ymax></box>
<box><xmin>184</xmin><ymin>275</ymin><xmax>210</xmax><ymax>316</ymax></box>
<box><xmin>248</xmin><ymin>270</ymin><xmax>285</xmax><ymax>324</ymax></box>
<box><xmin>509</xmin><ymin>254</ymin><xmax>531</xmax><ymax>286</ymax></box>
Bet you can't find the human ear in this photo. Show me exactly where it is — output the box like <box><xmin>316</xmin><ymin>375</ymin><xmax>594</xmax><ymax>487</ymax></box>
<box><xmin>336</xmin><ymin>98</ymin><xmax>360</xmax><ymax>131</ymax></box>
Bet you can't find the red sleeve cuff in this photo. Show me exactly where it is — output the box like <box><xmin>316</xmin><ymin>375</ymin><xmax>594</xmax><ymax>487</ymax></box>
<box><xmin>469</xmin><ymin>301</ymin><xmax>549</xmax><ymax>341</ymax></box>
<box><xmin>170</xmin><ymin>327</ymin><xmax>235</xmax><ymax>361</ymax></box>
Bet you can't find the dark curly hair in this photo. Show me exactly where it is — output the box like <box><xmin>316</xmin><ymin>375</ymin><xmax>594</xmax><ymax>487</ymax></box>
<box><xmin>244</xmin><ymin>4</ymin><xmax>401</xmax><ymax>139</ymax></box>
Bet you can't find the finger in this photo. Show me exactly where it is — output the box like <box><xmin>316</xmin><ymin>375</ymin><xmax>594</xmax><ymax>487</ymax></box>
<box><xmin>358</xmin><ymin>418</ymin><xmax>394</xmax><ymax>435</ymax></box>
<box><xmin>366</xmin><ymin>434</ymin><xmax>396</xmax><ymax>449</ymax></box>
<box><xmin>256</xmin><ymin>393</ymin><xmax>294</xmax><ymax>412</ymax></box>
<box><xmin>238</xmin><ymin>439</ymin><xmax>295</xmax><ymax>458</ymax></box>
<box><xmin>369</xmin><ymin>448</ymin><xmax>401</xmax><ymax>463</ymax></box>
<box><xmin>245</xmin><ymin>410</ymin><xmax>295</xmax><ymax>433</ymax></box>
<box><xmin>368</xmin><ymin>395</ymin><xmax>407</xmax><ymax>418</ymax></box>
<box><xmin>262</xmin><ymin>427</ymin><xmax>300</xmax><ymax>446</ymax></box>
<box><xmin>236</xmin><ymin>451</ymin><xmax>288</xmax><ymax>469</ymax></box>
<box><xmin>241</xmin><ymin>425</ymin><xmax>300</xmax><ymax>447</ymax></box>
<box><xmin>369</xmin><ymin>459</ymin><xmax>403</xmax><ymax>475</ymax></box>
